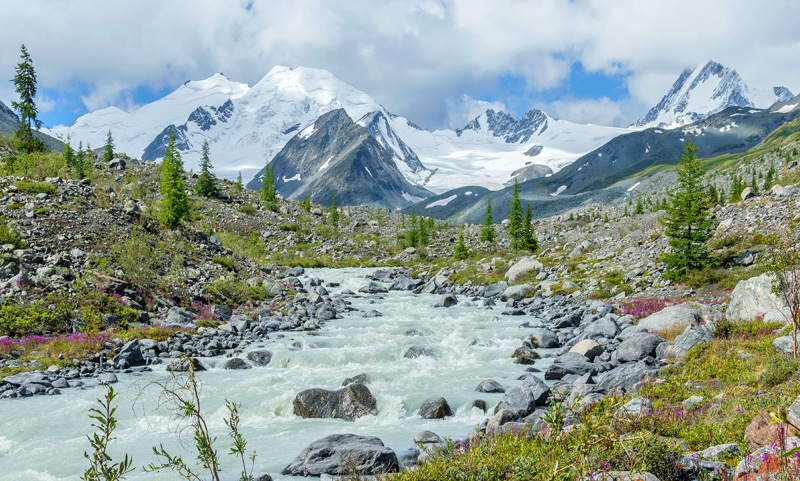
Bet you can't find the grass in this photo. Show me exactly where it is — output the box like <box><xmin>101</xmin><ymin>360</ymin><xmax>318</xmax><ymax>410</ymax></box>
<box><xmin>15</xmin><ymin>179</ymin><xmax>57</xmax><ymax>195</ymax></box>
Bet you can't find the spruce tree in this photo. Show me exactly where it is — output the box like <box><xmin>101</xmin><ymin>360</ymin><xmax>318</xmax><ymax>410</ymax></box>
<box><xmin>235</xmin><ymin>172</ymin><xmax>243</xmax><ymax>192</ymax></box>
<box><xmin>63</xmin><ymin>135</ymin><xmax>74</xmax><ymax>170</ymax></box>
<box><xmin>521</xmin><ymin>204</ymin><xmax>538</xmax><ymax>252</ymax></box>
<box><xmin>73</xmin><ymin>141</ymin><xmax>88</xmax><ymax>179</ymax></box>
<box><xmin>407</xmin><ymin>208</ymin><xmax>419</xmax><ymax>247</ymax></box>
<box><xmin>764</xmin><ymin>164</ymin><xmax>775</xmax><ymax>191</ymax></box>
<box><xmin>506</xmin><ymin>179</ymin><xmax>523</xmax><ymax>250</ymax></box>
<box><xmin>330</xmin><ymin>193</ymin><xmax>339</xmax><ymax>228</ymax></box>
<box><xmin>260</xmin><ymin>164</ymin><xmax>278</xmax><ymax>210</ymax></box>
<box><xmin>660</xmin><ymin>140</ymin><xmax>713</xmax><ymax>278</ymax></box>
<box><xmin>103</xmin><ymin>130</ymin><xmax>114</xmax><ymax>163</ymax></box>
<box><xmin>454</xmin><ymin>226</ymin><xmax>469</xmax><ymax>260</ymax></box>
<box><xmin>303</xmin><ymin>194</ymin><xmax>311</xmax><ymax>213</ymax></box>
<box><xmin>158</xmin><ymin>131</ymin><xmax>191</xmax><ymax>229</ymax></box>
<box><xmin>634</xmin><ymin>197</ymin><xmax>644</xmax><ymax>215</ymax></box>
<box><xmin>11</xmin><ymin>44</ymin><xmax>44</xmax><ymax>154</ymax></box>
<box><xmin>194</xmin><ymin>140</ymin><xmax>217</xmax><ymax>197</ymax></box>
<box><xmin>418</xmin><ymin>214</ymin><xmax>429</xmax><ymax>246</ymax></box>
<box><xmin>480</xmin><ymin>195</ymin><xmax>496</xmax><ymax>243</ymax></box>
<box><xmin>604</xmin><ymin>213</ymin><xmax>609</xmax><ymax>223</ymax></box>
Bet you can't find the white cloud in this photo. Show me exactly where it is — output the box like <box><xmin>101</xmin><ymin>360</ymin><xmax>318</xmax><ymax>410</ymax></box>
<box><xmin>446</xmin><ymin>95</ymin><xmax>507</xmax><ymax>129</ymax></box>
<box><xmin>546</xmin><ymin>97</ymin><xmax>646</xmax><ymax>127</ymax></box>
<box><xmin>0</xmin><ymin>0</ymin><xmax>798</xmax><ymax>128</ymax></box>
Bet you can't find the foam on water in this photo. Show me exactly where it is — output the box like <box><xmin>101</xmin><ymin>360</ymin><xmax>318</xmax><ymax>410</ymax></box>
<box><xmin>0</xmin><ymin>268</ymin><xmax>553</xmax><ymax>480</ymax></box>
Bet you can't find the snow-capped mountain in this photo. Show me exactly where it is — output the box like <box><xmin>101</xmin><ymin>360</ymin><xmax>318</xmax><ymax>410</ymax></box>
<box><xmin>47</xmin><ymin>65</ymin><xmax>627</xmax><ymax>198</ymax></box>
<box><xmin>633</xmin><ymin>60</ymin><xmax>794</xmax><ymax>129</ymax></box>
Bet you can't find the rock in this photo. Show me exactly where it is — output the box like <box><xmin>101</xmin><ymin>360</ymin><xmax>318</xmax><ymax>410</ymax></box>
<box><xmin>726</xmin><ymin>251</ymin><xmax>755</xmax><ymax>267</ymax></box>
<box><xmin>716</xmin><ymin>218</ymin><xmax>734</xmax><ymax>235</ymax></box>
<box><xmin>255</xmin><ymin>475</ymin><xmax>272</xmax><ymax>481</ymax></box>
<box><xmin>487</xmin><ymin>409</ymin><xmax>518</xmax><ymax>432</ymax></box>
<box><xmin>211</xmin><ymin>305</ymin><xmax>232</xmax><ymax>321</ymax></box>
<box><xmin>494</xmin><ymin>386</ymin><xmax>537</xmax><ymax>418</ymax></box>
<box><xmin>342</xmin><ymin>373</ymin><xmax>369</xmax><ymax>386</ymax></box>
<box><xmin>726</xmin><ymin>273</ymin><xmax>787</xmax><ymax>321</ymax></box>
<box><xmin>682</xmin><ymin>396</ymin><xmax>704</xmax><ymax>409</ymax></box>
<box><xmin>435</xmin><ymin>294</ymin><xmax>458</xmax><ymax>308</ymax></box>
<box><xmin>659</xmin><ymin>323</ymin><xmax>714</xmax><ymax>360</ymax></box>
<box><xmin>359</xmin><ymin>282</ymin><xmax>388</xmax><ymax>294</ymax></box>
<box><xmin>544</xmin><ymin>358</ymin><xmax>595</xmax><ymax>380</ymax></box>
<box><xmin>310</xmin><ymin>208</ymin><xmax>324</xmax><ymax>216</ymax></box>
<box><xmin>616</xmin><ymin>333</ymin><xmax>666</xmax><ymax>363</ymax></box>
<box><xmin>475</xmin><ymin>379</ymin><xmax>505</xmax><ymax>393</ymax></box>
<box><xmin>484</xmin><ymin>281</ymin><xmax>508</xmax><ymax>298</ymax></box>
<box><xmin>741</xmin><ymin>186</ymin><xmax>756</xmax><ymax>200</ymax></box>
<box><xmin>595</xmin><ymin>361</ymin><xmax>655</xmax><ymax>396</ymax></box>
<box><xmin>502</xmin><ymin>284</ymin><xmax>534</xmax><ymax>302</ymax></box>
<box><xmin>282</xmin><ymin>434</ymin><xmax>398</xmax><ymax>476</ymax></box>
<box><xmin>403</xmin><ymin>346</ymin><xmax>439</xmax><ymax>359</ymax></box>
<box><xmin>98</xmin><ymin>373</ymin><xmax>118</xmax><ymax>385</ymax></box>
<box><xmin>113</xmin><ymin>339</ymin><xmax>145</xmax><ymax>368</ymax></box>
<box><xmin>246</xmin><ymin>350</ymin><xmax>273</xmax><ymax>366</ymax></box>
<box><xmin>744</xmin><ymin>411</ymin><xmax>800</xmax><ymax>451</ymax></box>
<box><xmin>735</xmin><ymin>437</ymin><xmax>800</xmax><ymax>480</ymax></box>
<box><xmin>772</xmin><ymin>335</ymin><xmax>800</xmax><ymax>355</ymax></box>
<box><xmin>224</xmin><ymin>358</ymin><xmax>250</xmax><ymax>370</ymax></box>
<box><xmin>363</xmin><ymin>310</ymin><xmax>383</xmax><ymax>318</ymax></box>
<box><xmin>470</xmin><ymin>399</ymin><xmax>487</xmax><ymax>412</ymax></box>
<box><xmin>417</xmin><ymin>396</ymin><xmax>452</xmax><ymax>419</ymax></box>
<box><xmin>697</xmin><ymin>443</ymin><xmax>741</xmax><ymax>460</ymax></box>
<box><xmin>569</xmin><ymin>339</ymin><xmax>603</xmax><ymax>360</ymax></box>
<box><xmin>635</xmin><ymin>302</ymin><xmax>723</xmax><ymax>333</ymax></box>
<box><xmin>1</xmin><ymin>372</ymin><xmax>52</xmax><ymax>387</ymax></box>
<box><xmin>582</xmin><ymin>315</ymin><xmax>621</xmax><ymax>338</ymax></box>
<box><xmin>506</xmin><ymin>257</ymin><xmax>543</xmax><ymax>284</ymax></box>
<box><xmin>787</xmin><ymin>394</ymin><xmax>800</xmax><ymax>430</ymax></box>
<box><xmin>529</xmin><ymin>328</ymin><xmax>559</xmax><ymax>348</ymax></box>
<box><xmin>512</xmin><ymin>347</ymin><xmax>540</xmax><ymax>365</ymax></box>
<box><xmin>621</xmin><ymin>397</ymin><xmax>652</xmax><ymax>416</ymax></box>
<box><xmin>413</xmin><ymin>430</ymin><xmax>443</xmax><ymax>444</ymax></box>
<box><xmin>162</xmin><ymin>307</ymin><xmax>197</xmax><ymax>328</ymax></box>
<box><xmin>166</xmin><ymin>357</ymin><xmax>206</xmax><ymax>372</ymax></box>
<box><xmin>594</xmin><ymin>472</ymin><xmax>661</xmax><ymax>481</ymax></box>
<box><xmin>389</xmin><ymin>276</ymin><xmax>421</xmax><ymax>291</ymax></box>
<box><xmin>228</xmin><ymin>315</ymin><xmax>251</xmax><ymax>333</ymax></box>
<box><xmin>293</xmin><ymin>384</ymin><xmax>378</xmax><ymax>420</ymax></box>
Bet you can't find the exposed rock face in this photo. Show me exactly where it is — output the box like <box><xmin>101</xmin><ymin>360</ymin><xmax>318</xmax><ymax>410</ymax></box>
<box><xmin>282</xmin><ymin>434</ymin><xmax>399</xmax><ymax>476</ymax></box>
<box><xmin>293</xmin><ymin>383</ymin><xmax>378</xmax><ymax>421</ymax></box>
<box><xmin>726</xmin><ymin>273</ymin><xmax>787</xmax><ymax>321</ymax></box>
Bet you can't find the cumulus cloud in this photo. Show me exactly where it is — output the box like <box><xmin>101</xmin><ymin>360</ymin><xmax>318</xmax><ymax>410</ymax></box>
<box><xmin>446</xmin><ymin>95</ymin><xmax>508</xmax><ymax>129</ymax></box>
<box><xmin>0</xmin><ymin>0</ymin><xmax>798</xmax><ymax>129</ymax></box>
<box><xmin>545</xmin><ymin>97</ymin><xmax>647</xmax><ymax>127</ymax></box>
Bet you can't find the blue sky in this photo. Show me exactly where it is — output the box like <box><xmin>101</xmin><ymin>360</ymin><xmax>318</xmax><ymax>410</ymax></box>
<box><xmin>2</xmin><ymin>1</ymin><xmax>799</xmax><ymax>130</ymax></box>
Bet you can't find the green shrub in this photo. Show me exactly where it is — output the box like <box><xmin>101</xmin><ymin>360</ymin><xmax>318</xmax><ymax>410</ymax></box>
<box><xmin>33</xmin><ymin>208</ymin><xmax>49</xmax><ymax>216</ymax></box>
<box><xmin>0</xmin><ymin>217</ymin><xmax>26</xmax><ymax>248</ymax></box>
<box><xmin>15</xmin><ymin>180</ymin><xmax>56</xmax><ymax>195</ymax></box>
<box><xmin>212</xmin><ymin>257</ymin><xmax>236</xmax><ymax>271</ymax></box>
<box><xmin>237</xmin><ymin>204</ymin><xmax>257</xmax><ymax>216</ymax></box>
<box><xmin>204</xmin><ymin>278</ymin><xmax>269</xmax><ymax>305</ymax></box>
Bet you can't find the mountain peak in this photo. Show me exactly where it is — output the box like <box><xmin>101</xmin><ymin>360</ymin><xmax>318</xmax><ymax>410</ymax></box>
<box><xmin>633</xmin><ymin>60</ymin><xmax>794</xmax><ymax>129</ymax></box>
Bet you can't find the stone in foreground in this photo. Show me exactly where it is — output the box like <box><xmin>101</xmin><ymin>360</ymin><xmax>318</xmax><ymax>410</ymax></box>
<box><xmin>282</xmin><ymin>434</ymin><xmax>398</xmax><ymax>476</ymax></box>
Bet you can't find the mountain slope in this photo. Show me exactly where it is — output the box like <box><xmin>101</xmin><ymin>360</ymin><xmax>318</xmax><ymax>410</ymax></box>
<box><xmin>1</xmin><ymin>100</ymin><xmax>64</xmax><ymax>151</ymax></box>
<box><xmin>633</xmin><ymin>60</ymin><xmax>794</xmax><ymax>129</ymax></box>
<box><xmin>246</xmin><ymin>109</ymin><xmax>431</xmax><ymax>209</ymax></box>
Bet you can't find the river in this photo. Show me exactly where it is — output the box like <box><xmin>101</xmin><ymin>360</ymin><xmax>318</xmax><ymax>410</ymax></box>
<box><xmin>0</xmin><ymin>268</ymin><xmax>553</xmax><ymax>481</ymax></box>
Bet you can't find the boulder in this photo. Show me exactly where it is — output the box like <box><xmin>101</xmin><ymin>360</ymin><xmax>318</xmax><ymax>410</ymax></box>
<box><xmin>621</xmin><ymin>397</ymin><xmax>652</xmax><ymax>416</ymax></box>
<box><xmin>224</xmin><ymin>358</ymin><xmax>250</xmax><ymax>370</ymax></box>
<box><xmin>726</xmin><ymin>273</ymin><xmax>787</xmax><ymax>321</ymax></box>
<box><xmin>113</xmin><ymin>340</ymin><xmax>145</xmax><ymax>368</ymax></box>
<box><xmin>487</xmin><ymin>409</ymin><xmax>518</xmax><ymax>432</ymax></box>
<box><xmin>162</xmin><ymin>307</ymin><xmax>197</xmax><ymax>328</ymax></box>
<box><xmin>293</xmin><ymin>384</ymin><xmax>378</xmax><ymax>421</ymax></box>
<box><xmin>506</xmin><ymin>257</ymin><xmax>543</xmax><ymax>284</ymax></box>
<box><xmin>502</xmin><ymin>284</ymin><xmax>534</xmax><ymax>302</ymax></box>
<box><xmin>744</xmin><ymin>411</ymin><xmax>800</xmax><ymax>451</ymax></box>
<box><xmin>741</xmin><ymin>186</ymin><xmax>756</xmax><ymax>200</ymax></box>
<box><xmin>569</xmin><ymin>339</ymin><xmax>603</xmax><ymax>360</ymax></box>
<box><xmin>413</xmin><ymin>430</ymin><xmax>444</xmax><ymax>445</ymax></box>
<box><xmin>582</xmin><ymin>315</ymin><xmax>621</xmax><ymax>339</ymax></box>
<box><xmin>529</xmin><ymin>328</ymin><xmax>559</xmax><ymax>349</ymax></box>
<box><xmin>282</xmin><ymin>434</ymin><xmax>398</xmax><ymax>476</ymax></box>
<box><xmin>484</xmin><ymin>281</ymin><xmax>509</xmax><ymax>298</ymax></box>
<box><xmin>1</xmin><ymin>372</ymin><xmax>51</xmax><ymax>387</ymax></box>
<box><xmin>634</xmin><ymin>303</ymin><xmax>722</xmax><ymax>333</ymax></box>
<box><xmin>475</xmin><ymin>379</ymin><xmax>505</xmax><ymax>393</ymax></box>
<box><xmin>404</xmin><ymin>346</ymin><xmax>439</xmax><ymax>359</ymax></box>
<box><xmin>697</xmin><ymin>443</ymin><xmax>741</xmax><ymax>460</ymax></box>
<box><xmin>166</xmin><ymin>357</ymin><xmax>206</xmax><ymax>372</ymax></box>
<box><xmin>435</xmin><ymin>294</ymin><xmax>458</xmax><ymax>308</ymax></box>
<box><xmin>359</xmin><ymin>282</ymin><xmax>388</xmax><ymax>294</ymax></box>
<box><xmin>246</xmin><ymin>350</ymin><xmax>273</xmax><ymax>366</ymax></box>
<box><xmin>418</xmin><ymin>397</ymin><xmax>452</xmax><ymax>419</ymax></box>
<box><xmin>735</xmin><ymin>437</ymin><xmax>800</xmax><ymax>480</ymax></box>
<box><xmin>521</xmin><ymin>374</ymin><xmax>550</xmax><ymax>406</ymax></box>
<box><xmin>544</xmin><ymin>358</ymin><xmax>595</xmax><ymax>380</ymax></box>
<box><xmin>494</xmin><ymin>386</ymin><xmax>537</xmax><ymax>418</ymax></box>
<box><xmin>342</xmin><ymin>373</ymin><xmax>370</xmax><ymax>386</ymax></box>
<box><xmin>363</xmin><ymin>310</ymin><xmax>383</xmax><ymax>318</ymax></box>
<box><xmin>658</xmin><ymin>323</ymin><xmax>714</xmax><ymax>360</ymax></box>
<box><xmin>595</xmin><ymin>361</ymin><xmax>655</xmax><ymax>396</ymax></box>
<box><xmin>772</xmin><ymin>335</ymin><xmax>800</xmax><ymax>356</ymax></box>
<box><xmin>615</xmin><ymin>333</ymin><xmax>666</xmax><ymax>363</ymax></box>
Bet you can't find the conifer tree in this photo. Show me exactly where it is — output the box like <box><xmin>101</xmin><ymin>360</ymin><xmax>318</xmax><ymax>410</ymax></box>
<box><xmin>521</xmin><ymin>204</ymin><xmax>538</xmax><ymax>252</ymax></box>
<box><xmin>63</xmin><ymin>135</ymin><xmax>74</xmax><ymax>170</ymax></box>
<box><xmin>11</xmin><ymin>44</ymin><xmax>44</xmax><ymax>154</ymax></box>
<box><xmin>604</xmin><ymin>213</ymin><xmax>609</xmax><ymax>223</ymax></box>
<box><xmin>764</xmin><ymin>164</ymin><xmax>775</xmax><ymax>191</ymax></box>
<box><xmin>194</xmin><ymin>140</ymin><xmax>217</xmax><ymax>197</ymax></box>
<box><xmin>235</xmin><ymin>172</ymin><xmax>243</xmax><ymax>192</ymax></box>
<box><xmin>260</xmin><ymin>164</ymin><xmax>278</xmax><ymax>210</ymax></box>
<box><xmin>418</xmin><ymin>213</ymin><xmax>429</xmax><ymax>246</ymax></box>
<box><xmin>73</xmin><ymin>141</ymin><xmax>88</xmax><ymax>179</ymax></box>
<box><xmin>407</xmin><ymin>208</ymin><xmax>419</xmax><ymax>247</ymax></box>
<box><xmin>303</xmin><ymin>194</ymin><xmax>311</xmax><ymax>213</ymax></box>
<box><xmin>634</xmin><ymin>197</ymin><xmax>644</xmax><ymax>215</ymax></box>
<box><xmin>480</xmin><ymin>195</ymin><xmax>496</xmax><ymax>243</ymax></box>
<box><xmin>506</xmin><ymin>179</ymin><xmax>523</xmax><ymax>250</ymax></box>
<box><xmin>103</xmin><ymin>130</ymin><xmax>114</xmax><ymax>163</ymax></box>
<box><xmin>330</xmin><ymin>193</ymin><xmax>339</xmax><ymax>228</ymax></box>
<box><xmin>661</xmin><ymin>140</ymin><xmax>713</xmax><ymax>278</ymax></box>
<box><xmin>454</xmin><ymin>226</ymin><xmax>469</xmax><ymax>260</ymax></box>
<box><xmin>158</xmin><ymin>131</ymin><xmax>191</xmax><ymax>229</ymax></box>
